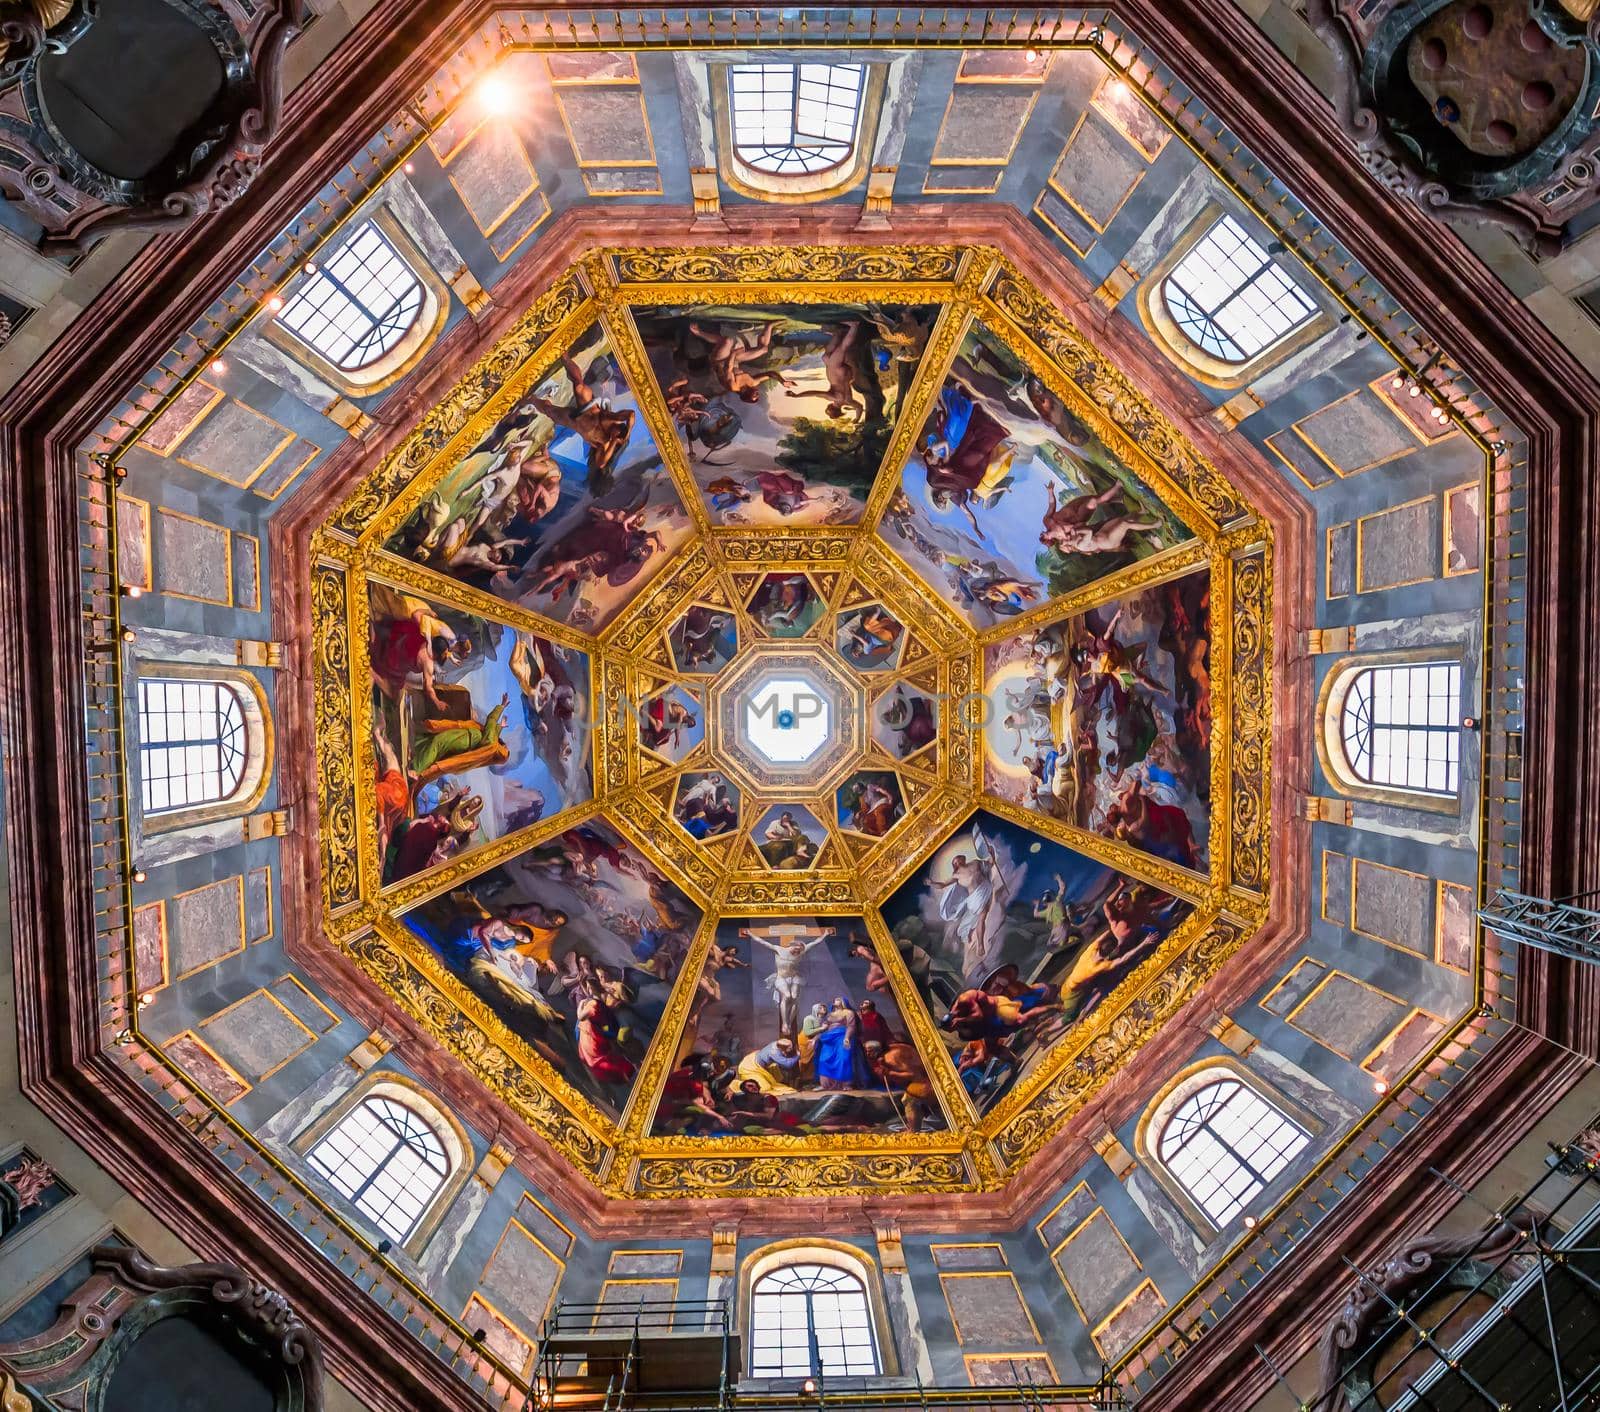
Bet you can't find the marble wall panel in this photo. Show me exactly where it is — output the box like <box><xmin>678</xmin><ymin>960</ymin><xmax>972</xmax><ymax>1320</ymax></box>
<box><xmin>155</xmin><ymin>510</ymin><xmax>231</xmax><ymax>605</ymax></box>
<box><xmin>1091</xmin><ymin>1279</ymin><xmax>1166</xmax><ymax>1361</ymax></box>
<box><xmin>1047</xmin><ymin>112</ymin><xmax>1147</xmax><ymax>231</ymax></box>
<box><xmin>939</xmin><ymin>1273</ymin><xmax>1041</xmax><ymax>1348</ymax></box>
<box><xmin>166</xmin><ymin>1031</ymin><xmax>249</xmax><ymax>1103</ymax></box>
<box><xmin>1352</xmin><ymin>859</ymin><xmax>1432</xmax><ymax>956</ymax></box>
<box><xmin>195</xmin><ymin>988</ymin><xmax>316</xmax><ymax>1081</ymax></box>
<box><xmin>1050</xmin><ymin>1209</ymin><xmax>1141</xmax><ymax>1325</ymax></box>
<box><xmin>1035</xmin><ymin>1181</ymin><xmax>1097</xmax><ymax>1251</ymax></box>
<box><xmin>1358</xmin><ymin>498</ymin><xmax>1437</xmax><ymax>593</ymax></box>
<box><xmin>1286</xmin><ymin>972</ymin><xmax>1409</xmax><ymax>1062</ymax></box>
<box><xmin>479</xmin><ymin>1217</ymin><xmax>565</xmax><ymax>1336</ymax></box>
<box><xmin>1294</xmin><ymin>391</ymin><xmax>1418</xmax><ymax>477</ymax></box>
<box><xmin>175</xmin><ymin>398</ymin><xmax>295</xmax><ymax>488</ymax></box>
<box><xmin>132</xmin><ymin>899</ymin><xmax>167</xmax><ymax>992</ymax></box>
<box><xmin>169</xmin><ymin>877</ymin><xmax>245</xmax><ymax>980</ymax></box>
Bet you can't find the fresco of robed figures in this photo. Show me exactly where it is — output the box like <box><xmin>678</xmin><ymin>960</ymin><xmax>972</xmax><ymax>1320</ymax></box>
<box><xmin>983</xmin><ymin>568</ymin><xmax>1212</xmax><ymax>871</ymax></box>
<box><xmin>400</xmin><ymin>821</ymin><xmax>701</xmax><ymax>1120</ymax></box>
<box><xmin>383</xmin><ymin>322</ymin><xmax>692</xmax><ymax>632</ymax></box>
<box><xmin>879</xmin><ymin>810</ymin><xmax>1193</xmax><ymax>1116</ymax></box>
<box><xmin>634</xmin><ymin>303</ymin><xmax>940</xmax><ymax>527</ymax></box>
<box><xmin>748</xmin><ymin>572</ymin><xmax>824</xmax><ymax>638</ymax></box>
<box><xmin>651</xmin><ymin>917</ymin><xmax>947</xmax><ymax>1137</ymax></box>
<box><xmin>879</xmin><ymin>320</ymin><xmax>1191</xmax><ymax>629</ymax></box>
<box><xmin>749</xmin><ymin>803</ymin><xmax>828</xmax><ymax>871</ymax></box>
<box><xmin>367</xmin><ymin>583</ymin><xmax>591</xmax><ymax>887</ymax></box>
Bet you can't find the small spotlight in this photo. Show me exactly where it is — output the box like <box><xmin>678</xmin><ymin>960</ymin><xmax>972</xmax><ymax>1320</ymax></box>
<box><xmin>801</xmin><ymin>1378</ymin><xmax>818</xmax><ymax>1395</ymax></box>
<box><xmin>404</xmin><ymin>160</ymin><xmax>416</xmax><ymax>174</ymax></box>
<box><xmin>1408</xmin><ymin>383</ymin><xmax>1421</xmax><ymax>398</ymax></box>
<box><xmin>112</xmin><ymin>465</ymin><xmax>128</xmax><ymax>480</ymax></box>
<box><xmin>209</xmin><ymin>358</ymin><xmax>227</xmax><ymax>376</ymax></box>
<box><xmin>265</xmin><ymin>294</ymin><xmax>285</xmax><ymax>313</ymax></box>
<box><xmin>1390</xmin><ymin>374</ymin><xmax>1405</xmax><ymax>390</ymax></box>
<box><xmin>1374</xmin><ymin>1077</ymin><xmax>1389</xmax><ymax>1095</ymax></box>
<box><xmin>137</xmin><ymin>991</ymin><xmax>155</xmax><ymax>1008</ymax></box>
<box><xmin>376</xmin><ymin>1239</ymin><xmax>392</xmax><ymax>1255</ymax></box>
<box><xmin>1242</xmin><ymin>1214</ymin><xmax>1258</xmax><ymax>1229</ymax></box>
<box><xmin>303</xmin><ymin>260</ymin><xmax>318</xmax><ymax>275</ymax></box>
<box><xmin>1024</xmin><ymin>47</ymin><xmax>1039</xmax><ymax>62</ymax></box>
<box><xmin>120</xmin><ymin>628</ymin><xmax>136</xmax><ymax>643</ymax></box>
<box><xmin>477</xmin><ymin>72</ymin><xmax>514</xmax><ymax>115</ymax></box>
<box><xmin>130</xmin><ymin>868</ymin><xmax>147</xmax><ymax>884</ymax></box>
<box><xmin>121</xmin><ymin>585</ymin><xmax>142</xmax><ymax>599</ymax></box>
<box><xmin>472</xmin><ymin>1327</ymin><xmax>489</xmax><ymax>1342</ymax></box>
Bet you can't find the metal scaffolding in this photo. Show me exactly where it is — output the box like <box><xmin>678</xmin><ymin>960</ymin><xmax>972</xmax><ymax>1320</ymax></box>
<box><xmin>1256</xmin><ymin>1133</ymin><xmax>1600</xmax><ymax>1412</ymax></box>
<box><xmin>1478</xmin><ymin>889</ymin><xmax>1600</xmax><ymax>965</ymax></box>
<box><xmin>523</xmin><ymin>1297</ymin><xmax>1125</xmax><ymax>1411</ymax></box>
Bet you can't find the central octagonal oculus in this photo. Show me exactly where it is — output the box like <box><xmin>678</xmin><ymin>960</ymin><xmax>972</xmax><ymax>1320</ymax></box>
<box><xmin>741</xmin><ymin>674</ymin><xmax>834</xmax><ymax>765</ymax></box>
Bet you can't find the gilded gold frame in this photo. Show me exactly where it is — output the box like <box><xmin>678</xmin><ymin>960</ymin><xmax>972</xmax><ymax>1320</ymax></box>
<box><xmin>312</xmin><ymin>241</ymin><xmax>1273</xmax><ymax>1199</ymax></box>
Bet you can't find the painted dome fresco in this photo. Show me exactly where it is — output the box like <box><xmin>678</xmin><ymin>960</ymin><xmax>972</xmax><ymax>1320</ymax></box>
<box><xmin>314</xmin><ymin>245</ymin><xmax>1272</xmax><ymax>1199</ymax></box>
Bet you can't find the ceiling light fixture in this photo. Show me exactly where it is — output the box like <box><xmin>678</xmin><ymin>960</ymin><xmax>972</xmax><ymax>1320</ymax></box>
<box><xmin>265</xmin><ymin>294</ymin><xmax>285</xmax><ymax>313</ymax></box>
<box><xmin>209</xmin><ymin>358</ymin><xmax>227</xmax><ymax>375</ymax></box>
<box><xmin>477</xmin><ymin>72</ymin><xmax>515</xmax><ymax>115</ymax></box>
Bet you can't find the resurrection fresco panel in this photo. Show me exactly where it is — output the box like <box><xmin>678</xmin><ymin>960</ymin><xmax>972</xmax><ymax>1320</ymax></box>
<box><xmin>879</xmin><ymin>320</ymin><xmax>1191</xmax><ymax>628</ymax></box>
<box><xmin>399</xmin><ymin>820</ymin><xmax>702</xmax><ymax>1120</ymax></box>
<box><xmin>367</xmin><ymin>582</ymin><xmax>592</xmax><ymax>886</ymax></box>
<box><xmin>878</xmin><ymin>810</ymin><xmax>1194</xmax><ymax>1117</ymax></box>
<box><xmin>633</xmin><ymin>303</ymin><xmax>941</xmax><ymax>527</ymax></box>
<box><xmin>382</xmin><ymin>321</ymin><xmax>692</xmax><ymax>631</ymax></box>
<box><xmin>983</xmin><ymin>567</ymin><xmax>1212</xmax><ymax>870</ymax></box>
<box><xmin>651</xmin><ymin>917</ymin><xmax>948</xmax><ymax>1137</ymax></box>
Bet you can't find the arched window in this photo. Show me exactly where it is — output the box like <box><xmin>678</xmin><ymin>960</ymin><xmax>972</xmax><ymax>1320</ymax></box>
<box><xmin>729</xmin><ymin>63</ymin><xmax>865</xmax><ymax>176</ymax></box>
<box><xmin>1160</xmin><ymin>214</ymin><xmax>1317</xmax><ymax>365</ymax></box>
<box><xmin>277</xmin><ymin>218</ymin><xmax>424</xmax><ymax>372</ymax></box>
<box><xmin>137</xmin><ymin>677</ymin><xmax>249</xmax><ymax>815</ymax></box>
<box><xmin>1338</xmin><ymin>662</ymin><xmax>1461</xmax><ymax>797</ymax></box>
<box><xmin>749</xmin><ymin>1261</ymin><xmax>880</xmax><ymax>1380</ymax></box>
<box><xmin>305</xmin><ymin>1095</ymin><xmax>450</xmax><ymax>1244</ymax></box>
<box><xmin>1156</xmin><ymin>1076</ymin><xmax>1309</xmax><ymax>1229</ymax></box>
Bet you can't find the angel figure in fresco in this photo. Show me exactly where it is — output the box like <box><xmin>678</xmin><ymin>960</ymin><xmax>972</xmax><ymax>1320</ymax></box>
<box><xmin>782</xmin><ymin>319</ymin><xmax>868</xmax><ymax>423</ymax></box>
<box><xmin>1039</xmin><ymin>481</ymin><xmax>1161</xmax><ymax>556</ymax></box>
<box><xmin>409</xmin><ymin>690</ymin><xmax>513</xmax><ymax>780</ymax></box>
<box><xmin>368</xmin><ymin>588</ymin><xmax>473</xmax><ymax>713</ymax></box>
<box><xmin>750</xmin><ymin>927</ymin><xmax>834</xmax><ymax>1040</ymax></box>
<box><xmin>921</xmin><ymin>385</ymin><xmax>1018</xmax><ymax>535</ymax></box>
<box><xmin>528</xmin><ymin>352</ymin><xmax>637</xmax><ymax>489</ymax></box>
<box><xmin>520</xmin><ymin>504</ymin><xmax>666</xmax><ymax>602</ymax></box>
<box><xmin>690</xmin><ymin>320</ymin><xmax>796</xmax><ymax>403</ymax></box>
<box><xmin>931</xmin><ymin>825</ymin><xmax>1014</xmax><ymax>978</ymax></box>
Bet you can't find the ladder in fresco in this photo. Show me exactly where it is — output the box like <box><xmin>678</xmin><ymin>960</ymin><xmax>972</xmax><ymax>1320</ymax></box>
<box><xmin>1479</xmin><ymin>887</ymin><xmax>1600</xmax><ymax>965</ymax></box>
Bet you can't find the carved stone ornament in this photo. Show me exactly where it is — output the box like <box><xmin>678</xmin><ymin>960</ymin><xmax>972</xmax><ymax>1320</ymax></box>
<box><xmin>1306</xmin><ymin>0</ymin><xmax>1600</xmax><ymax>255</ymax></box>
<box><xmin>0</xmin><ymin>1245</ymin><xmax>324</xmax><ymax>1411</ymax></box>
<box><xmin>1316</xmin><ymin>1210</ymin><xmax>1540</xmax><ymax>1411</ymax></box>
<box><xmin>0</xmin><ymin>0</ymin><xmax>307</xmax><ymax>255</ymax></box>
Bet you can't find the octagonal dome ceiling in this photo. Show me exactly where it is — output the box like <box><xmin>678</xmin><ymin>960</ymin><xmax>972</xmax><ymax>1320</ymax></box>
<box><xmin>314</xmin><ymin>242</ymin><xmax>1272</xmax><ymax>1200</ymax></box>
